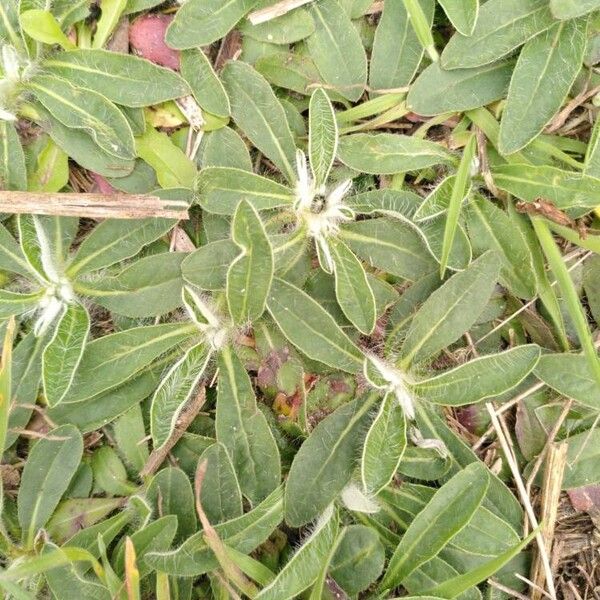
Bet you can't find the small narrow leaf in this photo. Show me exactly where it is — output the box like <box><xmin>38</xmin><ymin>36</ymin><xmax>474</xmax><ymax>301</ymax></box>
<box><xmin>437</xmin><ymin>0</ymin><xmax>479</xmax><ymax>36</ymax></box>
<box><xmin>18</xmin><ymin>424</ymin><xmax>83</xmax><ymax>547</ymax></box>
<box><xmin>309</xmin><ymin>87</ymin><xmax>338</xmax><ymax>188</ymax></box>
<box><xmin>150</xmin><ymin>343</ymin><xmax>211</xmax><ymax>450</ymax></box>
<box><xmin>285</xmin><ymin>396</ymin><xmax>375</xmax><ymax>527</ymax></box>
<box><xmin>216</xmin><ymin>345</ymin><xmax>281</xmax><ymax>504</ymax></box>
<box><xmin>413</xmin><ymin>345</ymin><xmax>541</xmax><ymax>406</ymax></box>
<box><xmin>380</xmin><ymin>462</ymin><xmax>490</xmax><ymax>590</ymax></box>
<box><xmin>329</xmin><ymin>237</ymin><xmax>376</xmax><ymax>334</ymax></box>
<box><xmin>439</xmin><ymin>134</ymin><xmax>476</xmax><ymax>277</ymax></box>
<box><xmin>256</xmin><ymin>508</ymin><xmax>339</xmax><ymax>600</ymax></box>
<box><xmin>222</xmin><ymin>61</ymin><xmax>297</xmax><ymax>183</ymax></box>
<box><xmin>338</xmin><ymin>133</ymin><xmax>454</xmax><ymax>174</ymax></box>
<box><xmin>42</xmin><ymin>303</ymin><xmax>90</xmax><ymax>407</ymax></box>
<box><xmin>499</xmin><ymin>20</ymin><xmax>586</xmax><ymax>155</ymax></box>
<box><xmin>400</xmin><ymin>251</ymin><xmax>501</xmax><ymax>367</ymax></box>
<box><xmin>227</xmin><ymin>200</ymin><xmax>274</xmax><ymax>324</ymax></box>
<box><xmin>361</xmin><ymin>393</ymin><xmax>407</xmax><ymax>496</ymax></box>
<box><xmin>267</xmin><ymin>277</ymin><xmax>364</xmax><ymax>373</ymax></box>
<box><xmin>306</xmin><ymin>0</ymin><xmax>367</xmax><ymax>102</ymax></box>
<box><xmin>441</xmin><ymin>0</ymin><xmax>555</xmax><ymax>70</ymax></box>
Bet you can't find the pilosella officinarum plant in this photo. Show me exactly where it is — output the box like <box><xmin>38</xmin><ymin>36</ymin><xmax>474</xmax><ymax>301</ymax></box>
<box><xmin>0</xmin><ymin>0</ymin><xmax>600</xmax><ymax>598</ymax></box>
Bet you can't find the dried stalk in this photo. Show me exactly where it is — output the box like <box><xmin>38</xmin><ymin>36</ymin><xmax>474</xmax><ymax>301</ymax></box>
<box><xmin>247</xmin><ymin>0</ymin><xmax>314</xmax><ymax>24</ymax></box>
<box><xmin>486</xmin><ymin>403</ymin><xmax>558</xmax><ymax>600</ymax></box>
<box><xmin>0</xmin><ymin>191</ymin><xmax>189</xmax><ymax>220</ymax></box>
<box><xmin>140</xmin><ymin>387</ymin><xmax>206</xmax><ymax>478</ymax></box>
<box><xmin>530</xmin><ymin>442</ymin><xmax>568</xmax><ymax>600</ymax></box>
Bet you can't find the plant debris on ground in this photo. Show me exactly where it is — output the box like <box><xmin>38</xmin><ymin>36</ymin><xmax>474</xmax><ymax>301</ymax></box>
<box><xmin>1</xmin><ymin>0</ymin><xmax>600</xmax><ymax>598</ymax></box>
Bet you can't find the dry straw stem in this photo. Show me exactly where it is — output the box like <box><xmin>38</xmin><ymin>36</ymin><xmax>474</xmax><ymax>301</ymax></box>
<box><xmin>140</xmin><ymin>387</ymin><xmax>206</xmax><ymax>478</ymax></box>
<box><xmin>530</xmin><ymin>442</ymin><xmax>568</xmax><ymax>600</ymax></box>
<box><xmin>486</xmin><ymin>402</ymin><xmax>558</xmax><ymax>600</ymax></box>
<box><xmin>247</xmin><ymin>0</ymin><xmax>314</xmax><ymax>24</ymax></box>
<box><xmin>0</xmin><ymin>191</ymin><xmax>189</xmax><ymax>220</ymax></box>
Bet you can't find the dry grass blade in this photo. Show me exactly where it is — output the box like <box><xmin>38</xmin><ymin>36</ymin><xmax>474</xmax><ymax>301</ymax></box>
<box><xmin>486</xmin><ymin>403</ymin><xmax>558</xmax><ymax>600</ymax></box>
<box><xmin>140</xmin><ymin>387</ymin><xmax>206</xmax><ymax>478</ymax></box>
<box><xmin>247</xmin><ymin>0</ymin><xmax>314</xmax><ymax>25</ymax></box>
<box><xmin>0</xmin><ymin>191</ymin><xmax>189</xmax><ymax>220</ymax></box>
<box><xmin>530</xmin><ymin>442</ymin><xmax>569</xmax><ymax>600</ymax></box>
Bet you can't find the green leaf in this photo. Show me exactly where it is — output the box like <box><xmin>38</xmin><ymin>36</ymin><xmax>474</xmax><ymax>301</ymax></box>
<box><xmin>42</xmin><ymin>303</ymin><xmax>89</xmax><ymax>408</ymax></box>
<box><xmin>380</xmin><ymin>463</ymin><xmax>490</xmax><ymax>590</ymax></box>
<box><xmin>28</xmin><ymin>138</ymin><xmax>69</xmax><ymax>192</ymax></box>
<box><xmin>68</xmin><ymin>218</ymin><xmax>174</xmax><ymax>277</ymax></box>
<box><xmin>341</xmin><ymin>218</ymin><xmax>437</xmax><ymax>281</ymax></box>
<box><xmin>166</xmin><ymin>0</ymin><xmax>257</xmax><ymax>49</ymax></box>
<box><xmin>222</xmin><ymin>61</ymin><xmax>297</xmax><ymax>183</ymax></box>
<box><xmin>196</xmin><ymin>167</ymin><xmax>294</xmax><ymax>215</ymax></box>
<box><xmin>182</xmin><ymin>239</ymin><xmax>238</xmax><ymax>291</ymax></box>
<box><xmin>499</xmin><ymin>20</ymin><xmax>587</xmax><ymax>155</ymax></box>
<box><xmin>0</xmin><ymin>121</ymin><xmax>27</xmax><ymax>191</ymax></box>
<box><xmin>441</xmin><ymin>0</ymin><xmax>554</xmax><ymax>70</ymax></box>
<box><xmin>550</xmin><ymin>0</ymin><xmax>600</xmax><ymax>19</ymax></box>
<box><xmin>438</xmin><ymin>0</ymin><xmax>478</xmax><ymax>35</ymax></box>
<box><xmin>43</xmin><ymin>50</ymin><xmax>190</xmax><ymax>107</ymax></box>
<box><xmin>492</xmin><ymin>163</ymin><xmax>600</xmax><ymax>210</ymax></box>
<box><xmin>555</xmin><ymin>428</ymin><xmax>600</xmax><ymax>488</ymax></box>
<box><xmin>407</xmin><ymin>61</ymin><xmax>513</xmax><ymax>117</ymax></box>
<box><xmin>135</xmin><ymin>125</ymin><xmax>196</xmax><ymax>189</ymax></box>
<box><xmin>0</xmin><ymin>290</ymin><xmax>42</xmax><ymax>319</ymax></box>
<box><xmin>256</xmin><ymin>508</ymin><xmax>339</xmax><ymax>600</ymax></box>
<box><xmin>43</xmin><ymin>544</ymin><xmax>111</xmax><ymax>600</ymax></box>
<box><xmin>150</xmin><ymin>343</ymin><xmax>212</xmax><ymax>450</ymax></box>
<box><xmin>465</xmin><ymin>195</ymin><xmax>537</xmax><ymax>299</ymax></box>
<box><xmin>422</xmin><ymin>531</ymin><xmax>535</xmax><ymax>598</ymax></box>
<box><xmin>285</xmin><ymin>396</ymin><xmax>375</xmax><ymax>527</ymax></box>
<box><xmin>197</xmin><ymin>442</ymin><xmax>244</xmax><ymax>523</ymax></box>
<box><xmin>147</xmin><ymin>467</ymin><xmax>197</xmax><ymax>542</ymax></box>
<box><xmin>361</xmin><ymin>392</ymin><xmax>407</xmax><ymax>495</ymax></box>
<box><xmin>329</xmin><ymin>237</ymin><xmax>376</xmax><ymax>334</ymax></box>
<box><xmin>439</xmin><ymin>134</ymin><xmax>476</xmax><ymax>277</ymax></box>
<box><xmin>18</xmin><ymin>424</ymin><xmax>83</xmax><ymax>547</ymax></box>
<box><xmin>146</xmin><ymin>485</ymin><xmax>283</xmax><ymax>576</ymax></box>
<box><xmin>91</xmin><ymin>446</ymin><xmax>136</xmax><ymax>496</ymax></box>
<box><xmin>255</xmin><ymin>53</ymin><xmax>322</xmax><ymax>95</ymax></box>
<box><xmin>28</xmin><ymin>75</ymin><xmax>135</xmax><ymax>160</ymax></box>
<box><xmin>216</xmin><ymin>346</ymin><xmax>281</xmax><ymax>504</ymax></box>
<box><xmin>201</xmin><ymin>127</ymin><xmax>253</xmax><ymax>171</ymax></box>
<box><xmin>369</xmin><ymin>0</ymin><xmax>434</xmax><ymax>91</ymax></box>
<box><xmin>309</xmin><ymin>87</ymin><xmax>338</xmax><ymax>188</ymax></box>
<box><xmin>338</xmin><ymin>133</ymin><xmax>454</xmax><ymax>174</ymax></box>
<box><xmin>267</xmin><ymin>277</ymin><xmax>364</xmax><ymax>373</ymax></box>
<box><xmin>226</xmin><ymin>200</ymin><xmax>274</xmax><ymax>324</ymax></box>
<box><xmin>533</xmin><ymin>217</ymin><xmax>600</xmax><ymax>387</ymax></box>
<box><xmin>50</xmin><ymin>371</ymin><xmax>159</xmax><ymax>433</ymax></box>
<box><xmin>83</xmin><ymin>252</ymin><xmax>185</xmax><ymax>318</ymax></box>
<box><xmin>400</xmin><ymin>251</ymin><xmax>501</xmax><ymax>367</ymax></box>
<box><xmin>115</xmin><ymin>516</ymin><xmax>178</xmax><ymax>577</ymax></box>
<box><xmin>33</xmin><ymin>102</ymin><xmax>136</xmax><ymax>179</ymax></box>
<box><xmin>181</xmin><ymin>48</ymin><xmax>230</xmax><ymax>118</ymax></box>
<box><xmin>241</xmin><ymin>5</ymin><xmax>314</xmax><ymax>44</ymax></box>
<box><xmin>306</xmin><ymin>0</ymin><xmax>367</xmax><ymax>102</ymax></box>
<box><xmin>93</xmin><ymin>0</ymin><xmax>126</xmax><ymax>48</ymax></box>
<box><xmin>330</xmin><ymin>525</ymin><xmax>385</xmax><ymax>595</ymax></box>
<box><xmin>534</xmin><ymin>353</ymin><xmax>600</xmax><ymax>410</ymax></box>
<box><xmin>414</xmin><ymin>345</ymin><xmax>541</xmax><ymax>406</ymax></box>
<box><xmin>415</xmin><ymin>403</ymin><xmax>523</xmax><ymax>530</ymax></box>
<box><xmin>66</xmin><ymin>323</ymin><xmax>196</xmax><ymax>402</ymax></box>
<box><xmin>113</xmin><ymin>404</ymin><xmax>148</xmax><ymax>472</ymax></box>
<box><xmin>20</xmin><ymin>9</ymin><xmax>76</xmax><ymax>49</ymax></box>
